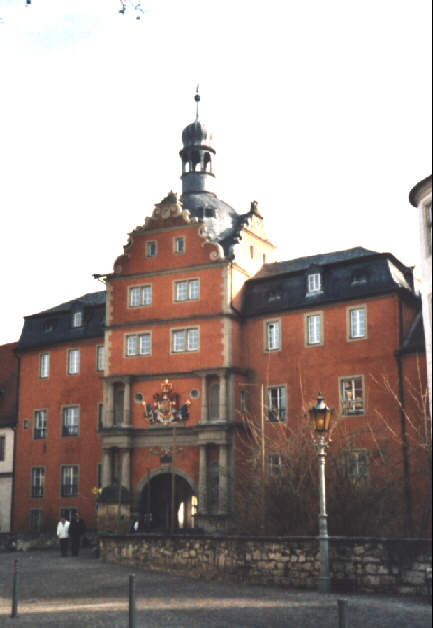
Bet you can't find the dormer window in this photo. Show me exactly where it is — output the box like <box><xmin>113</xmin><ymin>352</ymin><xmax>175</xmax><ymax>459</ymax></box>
<box><xmin>352</xmin><ymin>272</ymin><xmax>368</xmax><ymax>285</ymax></box>
<box><xmin>307</xmin><ymin>273</ymin><xmax>321</xmax><ymax>295</ymax></box>
<box><xmin>205</xmin><ymin>207</ymin><xmax>215</xmax><ymax>218</ymax></box>
<box><xmin>72</xmin><ymin>311</ymin><xmax>83</xmax><ymax>328</ymax></box>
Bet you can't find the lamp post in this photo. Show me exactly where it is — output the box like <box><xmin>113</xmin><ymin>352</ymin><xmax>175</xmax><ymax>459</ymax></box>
<box><xmin>309</xmin><ymin>393</ymin><xmax>334</xmax><ymax>594</ymax></box>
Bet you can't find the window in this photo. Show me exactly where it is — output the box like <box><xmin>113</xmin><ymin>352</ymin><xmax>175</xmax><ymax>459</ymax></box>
<box><xmin>29</xmin><ymin>509</ymin><xmax>43</xmax><ymax>531</ymax></box>
<box><xmin>174</xmin><ymin>237</ymin><xmax>185</xmax><ymax>254</ymax></box>
<box><xmin>62</xmin><ymin>406</ymin><xmax>79</xmax><ymax>437</ymax></box>
<box><xmin>31</xmin><ymin>467</ymin><xmax>45</xmax><ymax>498</ymax></box>
<box><xmin>174</xmin><ymin>279</ymin><xmax>199</xmax><ymax>302</ymax></box>
<box><xmin>61</xmin><ymin>466</ymin><xmax>79</xmax><ymax>497</ymax></box>
<box><xmin>72</xmin><ymin>311</ymin><xmax>83</xmax><ymax>328</ymax></box>
<box><xmin>265</xmin><ymin>320</ymin><xmax>280</xmax><ymax>351</ymax></box>
<box><xmin>67</xmin><ymin>349</ymin><xmax>80</xmax><ymax>375</ymax></box>
<box><xmin>129</xmin><ymin>285</ymin><xmax>152</xmax><ymax>307</ymax></box>
<box><xmin>97</xmin><ymin>403</ymin><xmax>103</xmax><ymax>431</ymax></box>
<box><xmin>60</xmin><ymin>507</ymin><xmax>77</xmax><ymax>522</ymax></box>
<box><xmin>96</xmin><ymin>345</ymin><xmax>104</xmax><ymax>372</ymax></box>
<box><xmin>306</xmin><ymin>313</ymin><xmax>322</xmax><ymax>345</ymax></box>
<box><xmin>125</xmin><ymin>333</ymin><xmax>151</xmax><ymax>356</ymax></box>
<box><xmin>340</xmin><ymin>376</ymin><xmax>365</xmax><ymax>415</ymax></box>
<box><xmin>172</xmin><ymin>328</ymin><xmax>199</xmax><ymax>353</ymax></box>
<box><xmin>0</xmin><ymin>435</ymin><xmax>5</xmax><ymax>461</ymax></box>
<box><xmin>240</xmin><ymin>390</ymin><xmax>246</xmax><ymax>413</ymax></box>
<box><xmin>348</xmin><ymin>306</ymin><xmax>367</xmax><ymax>339</ymax></box>
<box><xmin>307</xmin><ymin>273</ymin><xmax>321</xmax><ymax>294</ymax></box>
<box><xmin>145</xmin><ymin>240</ymin><xmax>157</xmax><ymax>258</ymax></box>
<box><xmin>208</xmin><ymin>382</ymin><xmax>219</xmax><ymax>420</ymax></box>
<box><xmin>39</xmin><ymin>353</ymin><xmax>50</xmax><ymax>379</ymax></box>
<box><xmin>34</xmin><ymin>410</ymin><xmax>47</xmax><ymax>440</ymax></box>
<box><xmin>268</xmin><ymin>453</ymin><xmax>282</xmax><ymax>476</ymax></box>
<box><xmin>266</xmin><ymin>386</ymin><xmax>286</xmax><ymax>422</ymax></box>
<box><xmin>344</xmin><ymin>449</ymin><xmax>369</xmax><ymax>483</ymax></box>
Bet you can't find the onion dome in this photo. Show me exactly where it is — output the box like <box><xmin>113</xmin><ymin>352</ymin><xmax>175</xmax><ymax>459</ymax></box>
<box><xmin>182</xmin><ymin>119</ymin><xmax>212</xmax><ymax>148</ymax></box>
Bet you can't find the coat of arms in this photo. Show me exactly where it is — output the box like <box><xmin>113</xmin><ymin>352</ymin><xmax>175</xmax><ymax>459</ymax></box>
<box><xmin>143</xmin><ymin>379</ymin><xmax>191</xmax><ymax>425</ymax></box>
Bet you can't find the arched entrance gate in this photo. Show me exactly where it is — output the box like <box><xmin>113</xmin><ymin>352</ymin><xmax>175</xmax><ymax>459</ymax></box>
<box><xmin>137</xmin><ymin>470</ymin><xmax>197</xmax><ymax>532</ymax></box>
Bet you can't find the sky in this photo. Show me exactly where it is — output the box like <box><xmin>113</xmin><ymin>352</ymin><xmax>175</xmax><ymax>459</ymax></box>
<box><xmin>0</xmin><ymin>0</ymin><xmax>431</xmax><ymax>345</ymax></box>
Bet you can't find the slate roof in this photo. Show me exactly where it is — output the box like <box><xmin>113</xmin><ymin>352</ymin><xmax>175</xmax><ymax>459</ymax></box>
<box><xmin>242</xmin><ymin>247</ymin><xmax>416</xmax><ymax>317</ymax></box>
<box><xmin>0</xmin><ymin>342</ymin><xmax>18</xmax><ymax>428</ymax></box>
<box><xmin>397</xmin><ymin>311</ymin><xmax>426</xmax><ymax>355</ymax></box>
<box><xmin>17</xmin><ymin>291</ymin><xmax>106</xmax><ymax>351</ymax></box>
<box><xmin>180</xmin><ymin>191</ymin><xmax>240</xmax><ymax>250</ymax></box>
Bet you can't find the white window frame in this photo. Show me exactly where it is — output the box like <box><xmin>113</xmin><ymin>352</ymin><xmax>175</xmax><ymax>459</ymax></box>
<box><xmin>145</xmin><ymin>240</ymin><xmax>157</xmax><ymax>258</ymax></box>
<box><xmin>39</xmin><ymin>353</ymin><xmax>50</xmax><ymax>379</ymax></box>
<box><xmin>173</xmin><ymin>236</ymin><xmax>185</xmax><ymax>254</ymax></box>
<box><xmin>264</xmin><ymin>319</ymin><xmax>281</xmax><ymax>352</ymax></box>
<box><xmin>61</xmin><ymin>465</ymin><xmax>79</xmax><ymax>498</ymax></box>
<box><xmin>266</xmin><ymin>385</ymin><xmax>287</xmax><ymax>422</ymax></box>
<box><xmin>128</xmin><ymin>284</ymin><xmax>152</xmax><ymax>308</ymax></box>
<box><xmin>339</xmin><ymin>375</ymin><xmax>365</xmax><ymax>416</ymax></box>
<box><xmin>67</xmin><ymin>349</ymin><xmax>80</xmax><ymax>375</ymax></box>
<box><xmin>171</xmin><ymin>327</ymin><xmax>200</xmax><ymax>353</ymax></box>
<box><xmin>347</xmin><ymin>305</ymin><xmax>367</xmax><ymax>340</ymax></box>
<box><xmin>307</xmin><ymin>273</ymin><xmax>321</xmax><ymax>294</ymax></box>
<box><xmin>72</xmin><ymin>311</ymin><xmax>83</xmax><ymax>328</ymax></box>
<box><xmin>305</xmin><ymin>312</ymin><xmax>323</xmax><ymax>346</ymax></box>
<box><xmin>34</xmin><ymin>409</ymin><xmax>47</xmax><ymax>440</ymax></box>
<box><xmin>174</xmin><ymin>278</ymin><xmax>200</xmax><ymax>302</ymax></box>
<box><xmin>96</xmin><ymin>345</ymin><xmax>104</xmax><ymax>372</ymax></box>
<box><xmin>125</xmin><ymin>332</ymin><xmax>152</xmax><ymax>357</ymax></box>
<box><xmin>62</xmin><ymin>406</ymin><xmax>80</xmax><ymax>437</ymax></box>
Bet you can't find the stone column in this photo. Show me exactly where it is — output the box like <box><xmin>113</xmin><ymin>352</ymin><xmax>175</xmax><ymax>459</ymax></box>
<box><xmin>103</xmin><ymin>381</ymin><xmax>114</xmax><ymax>427</ymax></box>
<box><xmin>120</xmin><ymin>448</ymin><xmax>131</xmax><ymax>490</ymax></box>
<box><xmin>218</xmin><ymin>444</ymin><xmax>229</xmax><ymax>514</ymax></box>
<box><xmin>123</xmin><ymin>378</ymin><xmax>131</xmax><ymax>426</ymax></box>
<box><xmin>101</xmin><ymin>449</ymin><xmax>112</xmax><ymax>487</ymax></box>
<box><xmin>218</xmin><ymin>372</ymin><xmax>227</xmax><ymax>422</ymax></box>
<box><xmin>200</xmin><ymin>375</ymin><xmax>208</xmax><ymax>423</ymax></box>
<box><xmin>198</xmin><ymin>445</ymin><xmax>208</xmax><ymax>514</ymax></box>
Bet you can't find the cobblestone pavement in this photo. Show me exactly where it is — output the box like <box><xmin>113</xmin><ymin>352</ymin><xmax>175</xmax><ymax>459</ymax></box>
<box><xmin>0</xmin><ymin>549</ymin><xmax>431</xmax><ymax>628</ymax></box>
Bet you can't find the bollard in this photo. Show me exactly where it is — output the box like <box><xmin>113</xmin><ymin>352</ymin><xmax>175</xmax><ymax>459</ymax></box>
<box><xmin>10</xmin><ymin>559</ymin><xmax>19</xmax><ymax>618</ymax></box>
<box><xmin>338</xmin><ymin>599</ymin><xmax>348</xmax><ymax>628</ymax></box>
<box><xmin>129</xmin><ymin>574</ymin><xmax>136</xmax><ymax>628</ymax></box>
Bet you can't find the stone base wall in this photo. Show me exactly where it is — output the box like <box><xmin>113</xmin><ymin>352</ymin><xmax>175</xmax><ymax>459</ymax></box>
<box><xmin>98</xmin><ymin>534</ymin><xmax>432</xmax><ymax>597</ymax></box>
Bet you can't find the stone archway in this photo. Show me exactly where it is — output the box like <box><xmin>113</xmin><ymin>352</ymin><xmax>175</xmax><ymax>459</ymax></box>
<box><xmin>136</xmin><ymin>469</ymin><xmax>197</xmax><ymax>531</ymax></box>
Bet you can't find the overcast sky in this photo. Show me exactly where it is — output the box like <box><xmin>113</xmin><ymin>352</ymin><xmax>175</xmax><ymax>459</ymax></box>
<box><xmin>0</xmin><ymin>0</ymin><xmax>431</xmax><ymax>345</ymax></box>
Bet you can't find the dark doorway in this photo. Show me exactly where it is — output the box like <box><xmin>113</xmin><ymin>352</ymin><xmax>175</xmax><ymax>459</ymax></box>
<box><xmin>140</xmin><ymin>473</ymin><xmax>196</xmax><ymax>531</ymax></box>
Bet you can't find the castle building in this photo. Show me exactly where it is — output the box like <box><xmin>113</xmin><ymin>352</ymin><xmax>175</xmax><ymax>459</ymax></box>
<box><xmin>12</xmin><ymin>96</ymin><xmax>429</xmax><ymax>535</ymax></box>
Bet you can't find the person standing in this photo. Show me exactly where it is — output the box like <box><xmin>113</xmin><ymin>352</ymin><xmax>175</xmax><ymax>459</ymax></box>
<box><xmin>69</xmin><ymin>511</ymin><xmax>86</xmax><ymax>556</ymax></box>
<box><xmin>56</xmin><ymin>515</ymin><xmax>70</xmax><ymax>557</ymax></box>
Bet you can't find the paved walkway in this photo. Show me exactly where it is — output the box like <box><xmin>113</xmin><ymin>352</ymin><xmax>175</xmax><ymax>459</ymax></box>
<box><xmin>0</xmin><ymin>549</ymin><xmax>431</xmax><ymax>627</ymax></box>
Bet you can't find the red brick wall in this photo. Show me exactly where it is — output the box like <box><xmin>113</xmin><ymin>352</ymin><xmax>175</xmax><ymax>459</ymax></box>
<box><xmin>13</xmin><ymin>338</ymin><xmax>103</xmax><ymax>531</ymax></box>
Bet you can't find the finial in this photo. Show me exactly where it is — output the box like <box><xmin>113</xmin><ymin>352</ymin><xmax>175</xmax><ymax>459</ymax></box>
<box><xmin>195</xmin><ymin>84</ymin><xmax>200</xmax><ymax>120</ymax></box>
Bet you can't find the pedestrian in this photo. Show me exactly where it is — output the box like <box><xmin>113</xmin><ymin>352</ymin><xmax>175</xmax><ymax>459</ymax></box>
<box><xmin>69</xmin><ymin>511</ymin><xmax>86</xmax><ymax>556</ymax></box>
<box><xmin>57</xmin><ymin>515</ymin><xmax>70</xmax><ymax>557</ymax></box>
<box><xmin>130</xmin><ymin>519</ymin><xmax>139</xmax><ymax>533</ymax></box>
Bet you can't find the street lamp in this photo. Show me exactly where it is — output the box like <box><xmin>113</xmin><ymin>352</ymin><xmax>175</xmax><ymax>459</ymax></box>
<box><xmin>309</xmin><ymin>393</ymin><xmax>334</xmax><ymax>594</ymax></box>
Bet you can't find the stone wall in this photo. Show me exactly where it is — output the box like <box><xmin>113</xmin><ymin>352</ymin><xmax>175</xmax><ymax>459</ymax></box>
<box><xmin>98</xmin><ymin>534</ymin><xmax>432</xmax><ymax>597</ymax></box>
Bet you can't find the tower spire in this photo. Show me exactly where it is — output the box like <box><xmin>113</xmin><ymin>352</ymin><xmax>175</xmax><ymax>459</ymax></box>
<box><xmin>195</xmin><ymin>85</ymin><xmax>200</xmax><ymax>121</ymax></box>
